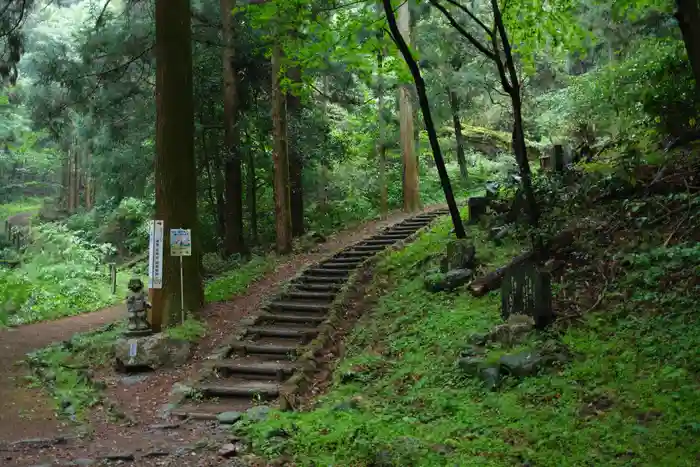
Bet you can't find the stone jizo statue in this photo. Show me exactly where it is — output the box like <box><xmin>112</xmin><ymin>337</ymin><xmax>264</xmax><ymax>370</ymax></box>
<box><xmin>125</xmin><ymin>277</ymin><xmax>152</xmax><ymax>336</ymax></box>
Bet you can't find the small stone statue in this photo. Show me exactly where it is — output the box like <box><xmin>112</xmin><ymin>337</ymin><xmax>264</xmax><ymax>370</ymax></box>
<box><xmin>125</xmin><ymin>278</ymin><xmax>152</xmax><ymax>336</ymax></box>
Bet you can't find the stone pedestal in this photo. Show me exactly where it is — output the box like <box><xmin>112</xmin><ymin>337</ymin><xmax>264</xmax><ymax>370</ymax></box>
<box><xmin>114</xmin><ymin>333</ymin><xmax>192</xmax><ymax>371</ymax></box>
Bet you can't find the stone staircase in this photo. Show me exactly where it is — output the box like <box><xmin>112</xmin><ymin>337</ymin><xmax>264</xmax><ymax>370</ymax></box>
<box><xmin>169</xmin><ymin>209</ymin><xmax>448</xmax><ymax>420</ymax></box>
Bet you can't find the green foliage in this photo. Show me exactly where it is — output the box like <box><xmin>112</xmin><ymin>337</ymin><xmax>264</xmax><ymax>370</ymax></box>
<box><xmin>243</xmin><ymin>215</ymin><xmax>700</xmax><ymax>466</ymax></box>
<box><xmin>0</xmin><ymin>222</ymin><xmax>142</xmax><ymax>326</ymax></box>
<box><xmin>26</xmin><ymin>322</ymin><xmax>123</xmax><ymax>420</ymax></box>
<box><xmin>536</xmin><ymin>37</ymin><xmax>696</xmax><ymax>145</ymax></box>
<box><xmin>204</xmin><ymin>255</ymin><xmax>278</xmax><ymax>303</ymax></box>
<box><xmin>165</xmin><ymin>318</ymin><xmax>208</xmax><ymax>342</ymax></box>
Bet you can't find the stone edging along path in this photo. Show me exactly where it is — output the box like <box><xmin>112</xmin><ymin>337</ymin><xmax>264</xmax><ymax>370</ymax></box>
<box><xmin>168</xmin><ymin>208</ymin><xmax>449</xmax><ymax>419</ymax></box>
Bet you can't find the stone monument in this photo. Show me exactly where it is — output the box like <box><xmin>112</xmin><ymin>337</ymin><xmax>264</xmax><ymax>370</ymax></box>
<box><xmin>124</xmin><ymin>277</ymin><xmax>152</xmax><ymax>337</ymax></box>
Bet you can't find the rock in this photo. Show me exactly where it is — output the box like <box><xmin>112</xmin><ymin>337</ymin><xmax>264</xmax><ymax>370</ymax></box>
<box><xmin>441</xmin><ymin>239</ymin><xmax>476</xmax><ymax>272</ymax></box>
<box><xmin>114</xmin><ymin>333</ymin><xmax>192</xmax><ymax>371</ymax></box>
<box><xmin>487</xmin><ymin>314</ymin><xmax>535</xmax><ymax>347</ymax></box>
<box><xmin>217</xmin><ymin>411</ymin><xmax>243</xmax><ymax>425</ymax></box>
<box><xmin>371</xmin><ymin>449</ymin><xmax>395</xmax><ymax>467</ymax></box>
<box><xmin>170</xmin><ymin>383</ymin><xmax>195</xmax><ymax>397</ymax></box>
<box><xmin>120</xmin><ymin>374</ymin><xmax>149</xmax><ymax>386</ymax></box>
<box><xmin>457</xmin><ymin>356</ymin><xmax>486</xmax><ymax>376</ymax></box>
<box><xmin>149</xmin><ymin>422</ymin><xmax>180</xmax><ymax>430</ymax></box>
<box><xmin>467</xmin><ymin>332</ymin><xmax>488</xmax><ymax>347</ymax></box>
<box><xmin>266</xmin><ymin>428</ymin><xmax>290</xmax><ymax>439</ymax></box>
<box><xmin>245</xmin><ymin>405</ymin><xmax>270</xmax><ymax>421</ymax></box>
<box><xmin>333</xmin><ymin>398</ymin><xmax>361</xmax><ymax>412</ymax></box>
<box><xmin>425</xmin><ymin>268</ymin><xmax>473</xmax><ymax>293</ymax></box>
<box><xmin>489</xmin><ymin>225</ymin><xmax>512</xmax><ymax>245</ymax></box>
<box><xmin>479</xmin><ymin>366</ymin><xmax>502</xmax><ymax>391</ymax></box>
<box><xmin>499</xmin><ymin>351</ymin><xmax>543</xmax><ymax>377</ymax></box>
<box><xmin>99</xmin><ymin>451</ymin><xmax>135</xmax><ymax>461</ymax></box>
<box><xmin>143</xmin><ymin>449</ymin><xmax>169</xmax><ymax>458</ymax></box>
<box><xmin>158</xmin><ymin>403</ymin><xmax>177</xmax><ymax>419</ymax></box>
<box><xmin>219</xmin><ymin>443</ymin><xmax>237</xmax><ymax>458</ymax></box>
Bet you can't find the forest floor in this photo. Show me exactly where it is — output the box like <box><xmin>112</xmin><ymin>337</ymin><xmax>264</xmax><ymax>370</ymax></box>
<box><xmin>0</xmin><ymin>204</ymin><xmax>446</xmax><ymax>467</ymax></box>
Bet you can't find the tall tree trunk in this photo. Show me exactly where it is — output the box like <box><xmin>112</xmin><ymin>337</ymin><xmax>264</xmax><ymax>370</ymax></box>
<box><xmin>85</xmin><ymin>150</ymin><xmax>94</xmax><ymax>209</ymax></box>
<box><xmin>318</xmin><ymin>75</ymin><xmax>330</xmax><ymax>215</ymax></box>
<box><xmin>377</xmin><ymin>47</ymin><xmax>388</xmax><ymax>218</ymax></box>
<box><xmin>60</xmin><ymin>151</ymin><xmax>70</xmax><ymax>211</ymax></box>
<box><xmin>67</xmin><ymin>149</ymin><xmax>78</xmax><ymax>213</ymax></box>
<box><xmin>286</xmin><ymin>65</ymin><xmax>304</xmax><ymax>237</ymax></box>
<box><xmin>245</xmin><ymin>130</ymin><xmax>258</xmax><ymax>246</ymax></box>
<box><xmin>490</xmin><ymin>0</ymin><xmax>539</xmax><ymax>228</ymax></box>
<box><xmin>152</xmin><ymin>0</ymin><xmax>204</xmax><ymax>331</ymax></box>
<box><xmin>221</xmin><ymin>0</ymin><xmax>245</xmax><ymax>256</ymax></box>
<box><xmin>398</xmin><ymin>0</ymin><xmax>420</xmax><ymax>212</ymax></box>
<box><xmin>271</xmin><ymin>43</ymin><xmax>293</xmax><ymax>254</ymax></box>
<box><xmin>447</xmin><ymin>88</ymin><xmax>468</xmax><ymax>184</ymax></box>
<box><xmin>676</xmin><ymin>0</ymin><xmax>700</xmax><ymax>96</ymax></box>
<box><xmin>382</xmin><ymin>0</ymin><xmax>466</xmax><ymax>238</ymax></box>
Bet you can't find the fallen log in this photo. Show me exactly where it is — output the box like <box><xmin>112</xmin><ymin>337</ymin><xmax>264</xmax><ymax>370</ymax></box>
<box><xmin>468</xmin><ymin>229</ymin><xmax>576</xmax><ymax>297</ymax></box>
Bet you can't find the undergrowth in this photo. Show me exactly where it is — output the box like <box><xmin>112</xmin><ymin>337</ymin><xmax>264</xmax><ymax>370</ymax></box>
<box><xmin>205</xmin><ymin>254</ymin><xmax>278</xmax><ymax>303</ymax></box>
<box><xmin>242</xmin><ymin>206</ymin><xmax>700</xmax><ymax>466</ymax></box>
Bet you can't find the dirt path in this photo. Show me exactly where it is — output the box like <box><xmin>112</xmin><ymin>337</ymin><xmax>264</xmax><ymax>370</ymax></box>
<box><xmin>0</xmin><ymin>304</ymin><xmax>125</xmax><ymax>443</ymax></box>
<box><xmin>0</xmin><ymin>205</ymin><xmax>446</xmax><ymax>466</ymax></box>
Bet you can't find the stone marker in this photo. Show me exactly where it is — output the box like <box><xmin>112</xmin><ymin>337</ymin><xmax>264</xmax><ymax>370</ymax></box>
<box><xmin>501</xmin><ymin>258</ymin><xmax>554</xmax><ymax>329</ymax></box>
<box><xmin>553</xmin><ymin>144</ymin><xmax>565</xmax><ymax>172</ymax></box>
<box><xmin>467</xmin><ymin>196</ymin><xmax>489</xmax><ymax>224</ymax></box>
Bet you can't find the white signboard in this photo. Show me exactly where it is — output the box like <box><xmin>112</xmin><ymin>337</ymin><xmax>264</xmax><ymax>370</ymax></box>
<box><xmin>170</xmin><ymin>228</ymin><xmax>192</xmax><ymax>257</ymax></box>
<box><xmin>148</xmin><ymin>220</ymin><xmax>164</xmax><ymax>289</ymax></box>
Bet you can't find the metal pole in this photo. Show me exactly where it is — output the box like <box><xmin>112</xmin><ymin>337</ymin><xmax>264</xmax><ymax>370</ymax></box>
<box><xmin>180</xmin><ymin>255</ymin><xmax>185</xmax><ymax>324</ymax></box>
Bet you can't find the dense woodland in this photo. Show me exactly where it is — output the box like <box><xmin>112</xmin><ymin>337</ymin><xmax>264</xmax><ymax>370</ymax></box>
<box><xmin>0</xmin><ymin>0</ymin><xmax>698</xmax><ymax>328</ymax></box>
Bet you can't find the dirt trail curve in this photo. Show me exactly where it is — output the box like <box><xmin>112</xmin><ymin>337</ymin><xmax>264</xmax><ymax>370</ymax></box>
<box><xmin>0</xmin><ymin>204</ymin><xmax>448</xmax><ymax>466</ymax></box>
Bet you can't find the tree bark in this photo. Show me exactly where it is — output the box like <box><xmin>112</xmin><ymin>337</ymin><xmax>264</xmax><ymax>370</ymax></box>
<box><xmin>221</xmin><ymin>0</ymin><xmax>245</xmax><ymax>256</ymax></box>
<box><xmin>377</xmin><ymin>47</ymin><xmax>388</xmax><ymax>218</ymax></box>
<box><xmin>246</xmin><ymin>131</ymin><xmax>258</xmax><ymax>246</ymax></box>
<box><xmin>491</xmin><ymin>0</ymin><xmax>539</xmax><ymax>227</ymax></box>
<box><xmin>271</xmin><ymin>42</ymin><xmax>293</xmax><ymax>254</ymax></box>
<box><xmin>398</xmin><ymin>0</ymin><xmax>420</xmax><ymax>212</ymax></box>
<box><xmin>382</xmin><ymin>0</ymin><xmax>466</xmax><ymax>238</ymax></box>
<box><xmin>152</xmin><ymin>0</ymin><xmax>204</xmax><ymax>331</ymax></box>
<box><xmin>675</xmin><ymin>0</ymin><xmax>700</xmax><ymax>96</ymax></box>
<box><xmin>447</xmin><ymin>88</ymin><xmax>468</xmax><ymax>184</ymax></box>
<box><xmin>286</xmin><ymin>65</ymin><xmax>304</xmax><ymax>237</ymax></box>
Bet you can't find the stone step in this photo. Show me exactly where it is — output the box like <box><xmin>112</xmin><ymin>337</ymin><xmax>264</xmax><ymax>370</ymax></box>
<box><xmin>336</xmin><ymin>251</ymin><xmax>374</xmax><ymax>258</ymax></box>
<box><xmin>296</xmin><ymin>275</ymin><xmax>346</xmax><ymax>284</ymax></box>
<box><xmin>285</xmin><ymin>290</ymin><xmax>336</xmax><ymax>301</ymax></box>
<box><xmin>230</xmin><ymin>341</ymin><xmax>298</xmax><ymax>357</ymax></box>
<box><xmin>207</xmin><ymin>358</ymin><xmax>297</xmax><ymax>380</ymax></box>
<box><xmin>373</xmin><ymin>233</ymin><xmax>409</xmax><ymax>239</ymax></box>
<box><xmin>326</xmin><ymin>256</ymin><xmax>365</xmax><ymax>264</ymax></box>
<box><xmin>363</xmin><ymin>238</ymin><xmax>398</xmax><ymax>245</ymax></box>
<box><xmin>352</xmin><ymin>244</ymin><xmax>386</xmax><ymax>252</ymax></box>
<box><xmin>292</xmin><ymin>282</ymin><xmax>342</xmax><ymax>292</ymax></box>
<box><xmin>306</xmin><ymin>267</ymin><xmax>351</xmax><ymax>277</ymax></box>
<box><xmin>318</xmin><ymin>261</ymin><xmax>361</xmax><ymax>270</ymax></box>
<box><xmin>196</xmin><ymin>381</ymin><xmax>280</xmax><ymax>399</ymax></box>
<box><xmin>268</xmin><ymin>300</ymin><xmax>331</xmax><ymax>312</ymax></box>
<box><xmin>257</xmin><ymin>313</ymin><xmax>327</xmax><ymax>325</ymax></box>
<box><xmin>246</xmin><ymin>326</ymin><xmax>319</xmax><ymax>340</ymax></box>
<box><xmin>170</xmin><ymin>401</ymin><xmax>251</xmax><ymax>420</ymax></box>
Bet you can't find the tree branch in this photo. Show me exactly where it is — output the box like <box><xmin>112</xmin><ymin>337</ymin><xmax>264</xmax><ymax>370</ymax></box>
<box><xmin>94</xmin><ymin>0</ymin><xmax>113</xmax><ymax>29</ymax></box>
<box><xmin>428</xmin><ymin>0</ymin><xmax>496</xmax><ymax>61</ymax></box>
<box><xmin>443</xmin><ymin>0</ymin><xmax>491</xmax><ymax>37</ymax></box>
